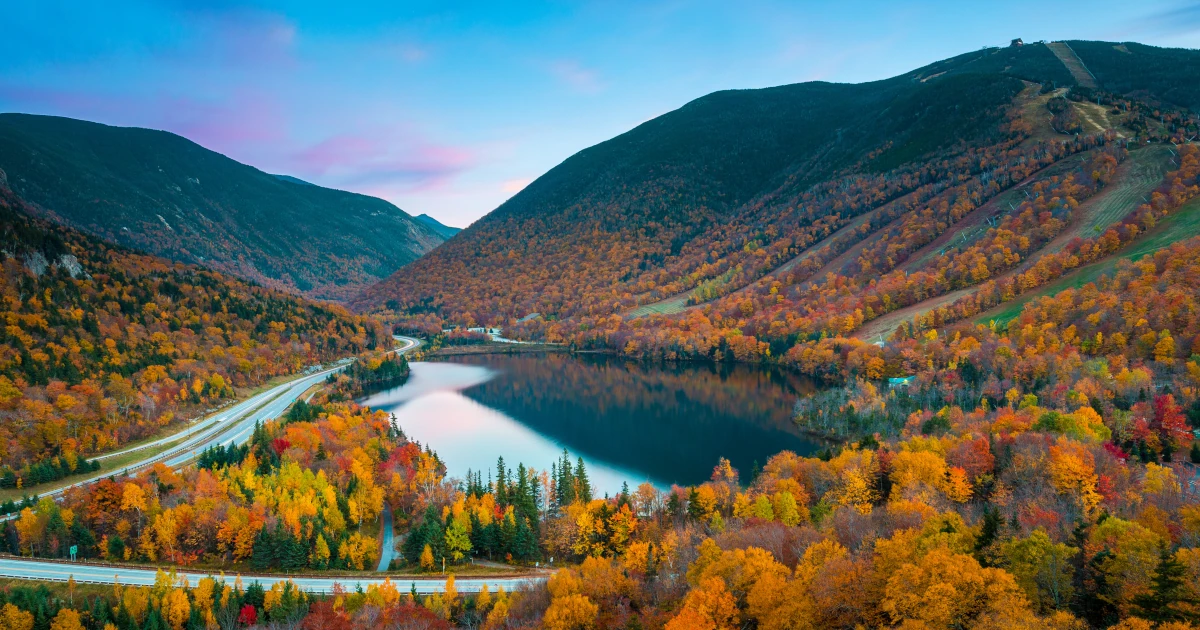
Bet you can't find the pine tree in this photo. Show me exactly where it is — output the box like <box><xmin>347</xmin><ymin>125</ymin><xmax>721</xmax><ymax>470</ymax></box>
<box><xmin>251</xmin><ymin>527</ymin><xmax>275</xmax><ymax>571</ymax></box>
<box><xmin>284</xmin><ymin>532</ymin><xmax>308</xmax><ymax>570</ymax></box>
<box><xmin>90</xmin><ymin>595</ymin><xmax>110</xmax><ymax>626</ymax></box>
<box><xmin>575</xmin><ymin>457</ymin><xmax>592</xmax><ymax>502</ymax></box>
<box><xmin>513</xmin><ymin>516</ymin><xmax>537</xmax><ymax>562</ymax></box>
<box><xmin>495</xmin><ymin>457</ymin><xmax>508</xmax><ymax>505</ymax></box>
<box><xmin>1132</xmin><ymin>545</ymin><xmax>1200</xmax><ymax>622</ymax></box>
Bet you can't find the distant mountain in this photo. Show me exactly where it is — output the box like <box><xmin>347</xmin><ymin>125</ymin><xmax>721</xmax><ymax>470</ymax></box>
<box><xmin>353</xmin><ymin>40</ymin><xmax>1200</xmax><ymax>332</ymax></box>
<box><xmin>0</xmin><ymin>114</ymin><xmax>446</xmax><ymax>301</ymax></box>
<box><xmin>414</xmin><ymin>213</ymin><xmax>461</xmax><ymax>239</ymax></box>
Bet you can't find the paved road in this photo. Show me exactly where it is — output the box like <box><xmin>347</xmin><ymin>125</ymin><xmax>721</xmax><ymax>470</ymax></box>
<box><xmin>0</xmin><ymin>336</ymin><xmax>538</xmax><ymax>593</ymax></box>
<box><xmin>0</xmin><ymin>557</ymin><xmax>536</xmax><ymax>594</ymax></box>
<box><xmin>1</xmin><ymin>359</ymin><xmax>354</xmax><ymax>512</ymax></box>
<box><xmin>7</xmin><ymin>335</ymin><xmax>420</xmax><ymax>506</ymax></box>
<box><xmin>376</xmin><ymin>503</ymin><xmax>396</xmax><ymax>572</ymax></box>
<box><xmin>0</xmin><ymin>337</ymin><xmax>497</xmax><ymax>592</ymax></box>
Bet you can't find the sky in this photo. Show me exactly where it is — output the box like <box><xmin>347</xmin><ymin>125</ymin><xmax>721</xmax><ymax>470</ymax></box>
<box><xmin>5</xmin><ymin>1</ymin><xmax>1200</xmax><ymax>228</ymax></box>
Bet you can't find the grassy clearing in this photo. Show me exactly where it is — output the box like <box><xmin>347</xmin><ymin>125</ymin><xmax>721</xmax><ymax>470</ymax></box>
<box><xmin>979</xmin><ymin>195</ymin><xmax>1200</xmax><ymax>326</ymax></box>
<box><xmin>1075</xmin><ymin>146</ymin><xmax>1171</xmax><ymax>238</ymax></box>
<box><xmin>627</xmin><ymin>293</ymin><xmax>691</xmax><ymax>318</ymax></box>
<box><xmin>0</xmin><ymin>577</ymin><xmax>112</xmax><ymax>600</ymax></box>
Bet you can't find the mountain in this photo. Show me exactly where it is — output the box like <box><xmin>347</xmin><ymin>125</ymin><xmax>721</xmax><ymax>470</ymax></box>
<box><xmin>0</xmin><ymin>114</ymin><xmax>446</xmax><ymax>301</ymax></box>
<box><xmin>414</xmin><ymin>213</ymin><xmax>462</xmax><ymax>239</ymax></box>
<box><xmin>273</xmin><ymin>173</ymin><xmax>315</xmax><ymax>186</ymax></box>
<box><xmin>353</xmin><ymin>40</ymin><xmax>1200</xmax><ymax>345</ymax></box>
<box><xmin>0</xmin><ymin>181</ymin><xmax>385</xmax><ymax>473</ymax></box>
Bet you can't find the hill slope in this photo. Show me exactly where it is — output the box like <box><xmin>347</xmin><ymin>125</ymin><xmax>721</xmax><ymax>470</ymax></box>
<box><xmin>0</xmin><ymin>114</ymin><xmax>445</xmax><ymax>301</ymax></box>
<box><xmin>354</xmin><ymin>41</ymin><xmax>1200</xmax><ymax>351</ymax></box>
<box><xmin>350</xmin><ymin>42</ymin><xmax>1085</xmax><ymax>318</ymax></box>
<box><xmin>0</xmin><ymin>182</ymin><xmax>385</xmax><ymax>475</ymax></box>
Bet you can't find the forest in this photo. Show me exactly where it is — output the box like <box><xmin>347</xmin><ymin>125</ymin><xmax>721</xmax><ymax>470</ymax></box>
<box><xmin>1</xmin><ymin>41</ymin><xmax>1200</xmax><ymax>630</ymax></box>
<box><xmin>0</xmin><ymin>185</ymin><xmax>388</xmax><ymax>489</ymax></box>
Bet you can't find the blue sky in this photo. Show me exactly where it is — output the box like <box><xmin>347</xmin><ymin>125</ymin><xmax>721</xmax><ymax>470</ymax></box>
<box><xmin>4</xmin><ymin>1</ymin><xmax>1200</xmax><ymax>227</ymax></box>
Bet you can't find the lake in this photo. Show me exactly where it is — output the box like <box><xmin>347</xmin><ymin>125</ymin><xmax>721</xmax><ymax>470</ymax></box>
<box><xmin>360</xmin><ymin>353</ymin><xmax>823</xmax><ymax>495</ymax></box>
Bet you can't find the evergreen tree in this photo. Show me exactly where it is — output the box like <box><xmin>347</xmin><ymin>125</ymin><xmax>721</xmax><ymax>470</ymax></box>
<box><xmin>144</xmin><ymin>607</ymin><xmax>168</xmax><ymax>630</ymax></box>
<box><xmin>69</xmin><ymin>518</ymin><xmax>95</xmax><ymax>558</ymax></box>
<box><xmin>575</xmin><ymin>457</ymin><xmax>592</xmax><ymax>502</ymax></box>
<box><xmin>975</xmin><ymin>507</ymin><xmax>1003</xmax><ymax>560</ymax></box>
<box><xmin>1132</xmin><ymin>545</ymin><xmax>1200</xmax><ymax>623</ymax></box>
<box><xmin>404</xmin><ymin>506</ymin><xmax>445</xmax><ymax>565</ymax></box>
<box><xmin>667</xmin><ymin>492</ymin><xmax>682</xmax><ymax>521</ymax></box>
<box><xmin>90</xmin><ymin>595</ymin><xmax>110</xmax><ymax>626</ymax></box>
<box><xmin>251</xmin><ymin>526</ymin><xmax>276</xmax><ymax>571</ymax></box>
<box><xmin>283</xmin><ymin>530</ymin><xmax>308</xmax><ymax>570</ymax></box>
<box><xmin>557</xmin><ymin>450</ymin><xmax>575</xmax><ymax>507</ymax></box>
<box><xmin>513</xmin><ymin>516</ymin><xmax>538</xmax><ymax>561</ymax></box>
<box><xmin>495</xmin><ymin>457</ymin><xmax>508</xmax><ymax>505</ymax></box>
<box><xmin>107</xmin><ymin>535</ymin><xmax>125</xmax><ymax>560</ymax></box>
<box><xmin>483</xmin><ymin>520</ymin><xmax>501</xmax><ymax>560</ymax></box>
<box><xmin>243</xmin><ymin>582</ymin><xmax>266</xmax><ymax>609</ymax></box>
<box><xmin>114</xmin><ymin>604</ymin><xmax>133</xmax><ymax>630</ymax></box>
<box><xmin>499</xmin><ymin>513</ymin><xmax>516</xmax><ymax>558</ymax></box>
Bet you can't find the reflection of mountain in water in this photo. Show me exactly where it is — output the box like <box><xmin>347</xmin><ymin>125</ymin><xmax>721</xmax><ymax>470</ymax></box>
<box><xmin>443</xmin><ymin>354</ymin><xmax>823</xmax><ymax>487</ymax></box>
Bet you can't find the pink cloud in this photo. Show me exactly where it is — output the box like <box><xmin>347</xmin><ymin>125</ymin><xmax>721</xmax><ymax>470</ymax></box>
<box><xmin>290</xmin><ymin>129</ymin><xmax>474</xmax><ymax>193</ymax></box>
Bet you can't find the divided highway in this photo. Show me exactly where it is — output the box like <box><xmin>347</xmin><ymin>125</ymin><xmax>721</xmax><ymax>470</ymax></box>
<box><xmin>0</xmin><ymin>336</ymin><xmax>534</xmax><ymax>594</ymax></box>
<box><xmin>0</xmin><ymin>557</ymin><xmax>536</xmax><ymax>594</ymax></box>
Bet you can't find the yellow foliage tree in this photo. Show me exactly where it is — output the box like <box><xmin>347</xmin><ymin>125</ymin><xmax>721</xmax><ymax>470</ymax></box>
<box><xmin>1</xmin><ymin>603</ymin><xmax>33</xmax><ymax>630</ymax></box>
<box><xmin>49</xmin><ymin>609</ymin><xmax>84</xmax><ymax>630</ymax></box>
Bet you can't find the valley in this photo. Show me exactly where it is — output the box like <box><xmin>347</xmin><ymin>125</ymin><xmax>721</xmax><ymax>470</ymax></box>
<box><xmin>0</xmin><ymin>31</ymin><xmax>1199</xmax><ymax>630</ymax></box>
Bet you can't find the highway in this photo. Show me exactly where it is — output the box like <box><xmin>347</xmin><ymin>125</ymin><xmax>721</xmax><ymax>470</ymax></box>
<box><xmin>0</xmin><ymin>557</ymin><xmax>537</xmax><ymax>594</ymax></box>
<box><xmin>1</xmin><ymin>360</ymin><xmax>351</xmax><ymax>509</ymax></box>
<box><xmin>4</xmin><ymin>335</ymin><xmax>420</xmax><ymax>504</ymax></box>
<box><xmin>0</xmin><ymin>336</ymin><xmax>520</xmax><ymax>594</ymax></box>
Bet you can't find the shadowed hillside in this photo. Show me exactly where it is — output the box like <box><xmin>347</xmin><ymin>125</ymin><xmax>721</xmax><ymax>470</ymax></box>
<box><xmin>0</xmin><ymin>114</ymin><xmax>446</xmax><ymax>301</ymax></box>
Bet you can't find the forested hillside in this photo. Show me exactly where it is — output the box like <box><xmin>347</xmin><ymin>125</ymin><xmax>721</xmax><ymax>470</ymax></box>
<box><xmin>0</xmin><ymin>114</ymin><xmax>446</xmax><ymax>301</ymax></box>
<box><xmin>1</xmin><ymin>39</ymin><xmax>1199</xmax><ymax>630</ymax></box>
<box><xmin>355</xmin><ymin>41</ymin><xmax>1200</xmax><ymax>360</ymax></box>
<box><xmin>0</xmin><ymin>183</ymin><xmax>387</xmax><ymax>481</ymax></box>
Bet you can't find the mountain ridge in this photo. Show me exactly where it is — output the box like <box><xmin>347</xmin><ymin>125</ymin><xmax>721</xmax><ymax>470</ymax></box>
<box><xmin>0</xmin><ymin>113</ymin><xmax>446</xmax><ymax>301</ymax></box>
<box><xmin>353</xmin><ymin>40</ymin><xmax>1200</xmax><ymax>352</ymax></box>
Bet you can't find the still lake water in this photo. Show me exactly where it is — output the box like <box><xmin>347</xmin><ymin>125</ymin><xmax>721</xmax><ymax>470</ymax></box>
<box><xmin>360</xmin><ymin>353</ymin><xmax>823</xmax><ymax>495</ymax></box>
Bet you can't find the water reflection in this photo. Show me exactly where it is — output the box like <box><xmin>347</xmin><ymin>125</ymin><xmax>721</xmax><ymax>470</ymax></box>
<box><xmin>361</xmin><ymin>353</ymin><xmax>822</xmax><ymax>494</ymax></box>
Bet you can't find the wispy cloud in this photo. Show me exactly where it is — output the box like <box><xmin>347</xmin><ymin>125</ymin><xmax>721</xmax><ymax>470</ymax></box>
<box><xmin>549</xmin><ymin>60</ymin><xmax>605</xmax><ymax>94</ymax></box>
<box><xmin>1132</xmin><ymin>2</ymin><xmax>1200</xmax><ymax>37</ymax></box>
<box><xmin>290</xmin><ymin>129</ymin><xmax>474</xmax><ymax>193</ymax></box>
